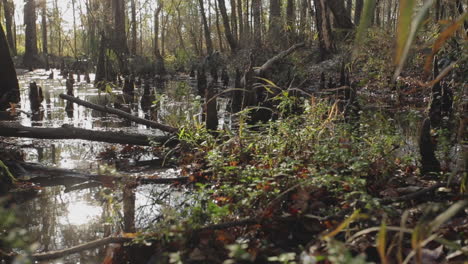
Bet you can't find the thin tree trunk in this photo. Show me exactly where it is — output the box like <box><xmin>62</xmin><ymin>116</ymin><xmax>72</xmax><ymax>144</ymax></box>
<box><xmin>355</xmin><ymin>0</ymin><xmax>364</xmax><ymax>25</ymax></box>
<box><xmin>218</xmin><ymin>0</ymin><xmax>238</xmax><ymax>51</ymax></box>
<box><xmin>154</xmin><ymin>3</ymin><xmax>162</xmax><ymax>56</ymax></box>
<box><xmin>2</xmin><ymin>0</ymin><xmax>16</xmax><ymax>55</ymax></box>
<box><xmin>198</xmin><ymin>0</ymin><xmax>213</xmax><ymax>55</ymax></box>
<box><xmin>252</xmin><ymin>0</ymin><xmax>261</xmax><ymax>47</ymax></box>
<box><xmin>299</xmin><ymin>0</ymin><xmax>308</xmax><ymax>39</ymax></box>
<box><xmin>41</xmin><ymin>0</ymin><xmax>49</xmax><ymax>70</ymax></box>
<box><xmin>72</xmin><ymin>0</ymin><xmax>77</xmax><ymax>57</ymax></box>
<box><xmin>286</xmin><ymin>0</ymin><xmax>296</xmax><ymax>45</ymax></box>
<box><xmin>237</xmin><ymin>0</ymin><xmax>243</xmax><ymax>45</ymax></box>
<box><xmin>269</xmin><ymin>0</ymin><xmax>282</xmax><ymax>46</ymax></box>
<box><xmin>131</xmin><ymin>0</ymin><xmax>137</xmax><ymax>55</ymax></box>
<box><xmin>230</xmin><ymin>0</ymin><xmax>238</xmax><ymax>42</ymax></box>
<box><xmin>314</xmin><ymin>0</ymin><xmax>335</xmax><ymax>60</ymax></box>
<box><xmin>23</xmin><ymin>0</ymin><xmax>38</xmax><ymax>69</ymax></box>
<box><xmin>214</xmin><ymin>0</ymin><xmax>224</xmax><ymax>52</ymax></box>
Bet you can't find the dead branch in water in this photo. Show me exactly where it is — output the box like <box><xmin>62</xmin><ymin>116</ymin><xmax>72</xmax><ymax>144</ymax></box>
<box><xmin>0</xmin><ymin>122</ymin><xmax>176</xmax><ymax>146</ymax></box>
<box><xmin>59</xmin><ymin>93</ymin><xmax>178</xmax><ymax>133</ymax></box>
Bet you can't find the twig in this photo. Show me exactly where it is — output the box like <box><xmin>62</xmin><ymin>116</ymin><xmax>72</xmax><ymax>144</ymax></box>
<box><xmin>381</xmin><ymin>183</ymin><xmax>445</xmax><ymax>205</ymax></box>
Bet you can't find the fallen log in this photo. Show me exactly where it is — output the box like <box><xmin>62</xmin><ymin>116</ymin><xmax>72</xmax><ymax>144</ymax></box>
<box><xmin>32</xmin><ymin>236</ymin><xmax>134</xmax><ymax>261</ymax></box>
<box><xmin>6</xmin><ymin>161</ymin><xmax>188</xmax><ymax>188</ymax></box>
<box><xmin>254</xmin><ymin>42</ymin><xmax>305</xmax><ymax>76</ymax></box>
<box><xmin>59</xmin><ymin>94</ymin><xmax>178</xmax><ymax>133</ymax></box>
<box><xmin>0</xmin><ymin>123</ymin><xmax>176</xmax><ymax>146</ymax></box>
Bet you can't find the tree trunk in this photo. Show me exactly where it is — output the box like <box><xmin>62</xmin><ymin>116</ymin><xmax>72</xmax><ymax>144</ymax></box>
<box><xmin>299</xmin><ymin>0</ymin><xmax>308</xmax><ymax>39</ymax></box>
<box><xmin>0</xmin><ymin>21</ymin><xmax>20</xmax><ymax>111</ymax></box>
<box><xmin>198</xmin><ymin>0</ymin><xmax>213</xmax><ymax>55</ymax></box>
<box><xmin>314</xmin><ymin>0</ymin><xmax>335</xmax><ymax>60</ymax></box>
<box><xmin>2</xmin><ymin>0</ymin><xmax>16</xmax><ymax>55</ymax></box>
<box><xmin>252</xmin><ymin>0</ymin><xmax>262</xmax><ymax>47</ymax></box>
<box><xmin>23</xmin><ymin>0</ymin><xmax>39</xmax><ymax>69</ymax></box>
<box><xmin>286</xmin><ymin>0</ymin><xmax>296</xmax><ymax>45</ymax></box>
<box><xmin>217</xmin><ymin>0</ymin><xmax>238</xmax><ymax>51</ymax></box>
<box><xmin>214</xmin><ymin>0</ymin><xmax>224</xmax><ymax>52</ymax></box>
<box><xmin>346</xmin><ymin>0</ymin><xmax>352</xmax><ymax>18</ymax></box>
<box><xmin>230</xmin><ymin>0</ymin><xmax>238</xmax><ymax>43</ymax></box>
<box><xmin>328</xmin><ymin>0</ymin><xmax>355</xmax><ymax>29</ymax></box>
<box><xmin>41</xmin><ymin>0</ymin><xmax>49</xmax><ymax>70</ymax></box>
<box><xmin>154</xmin><ymin>3</ymin><xmax>162</xmax><ymax>56</ymax></box>
<box><xmin>269</xmin><ymin>0</ymin><xmax>282</xmax><ymax>46</ymax></box>
<box><xmin>355</xmin><ymin>0</ymin><xmax>364</xmax><ymax>25</ymax></box>
<box><xmin>72</xmin><ymin>0</ymin><xmax>77</xmax><ymax>57</ymax></box>
<box><xmin>130</xmin><ymin>0</ymin><xmax>137</xmax><ymax>55</ymax></box>
<box><xmin>0</xmin><ymin>123</ymin><xmax>174</xmax><ymax>146</ymax></box>
<box><xmin>237</xmin><ymin>0</ymin><xmax>243</xmax><ymax>45</ymax></box>
<box><xmin>112</xmin><ymin>0</ymin><xmax>129</xmax><ymax>73</ymax></box>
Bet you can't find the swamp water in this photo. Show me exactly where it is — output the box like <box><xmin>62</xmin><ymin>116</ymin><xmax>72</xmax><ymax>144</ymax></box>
<box><xmin>5</xmin><ymin>69</ymin><xmax>232</xmax><ymax>263</ymax></box>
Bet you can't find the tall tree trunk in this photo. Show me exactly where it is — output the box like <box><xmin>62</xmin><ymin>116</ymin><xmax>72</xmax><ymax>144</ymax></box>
<box><xmin>2</xmin><ymin>0</ymin><xmax>16</xmax><ymax>55</ymax></box>
<box><xmin>214</xmin><ymin>0</ymin><xmax>224</xmax><ymax>52</ymax></box>
<box><xmin>154</xmin><ymin>4</ymin><xmax>162</xmax><ymax>56</ymax></box>
<box><xmin>230</xmin><ymin>0</ymin><xmax>238</xmax><ymax>43</ymax></box>
<box><xmin>328</xmin><ymin>0</ymin><xmax>355</xmax><ymax>29</ymax></box>
<box><xmin>41</xmin><ymin>0</ymin><xmax>49</xmax><ymax>70</ymax></box>
<box><xmin>269</xmin><ymin>0</ymin><xmax>282</xmax><ymax>46</ymax></box>
<box><xmin>313</xmin><ymin>0</ymin><xmax>335</xmax><ymax>60</ymax></box>
<box><xmin>346</xmin><ymin>0</ymin><xmax>352</xmax><ymax>18</ymax></box>
<box><xmin>198</xmin><ymin>0</ymin><xmax>213</xmax><ymax>55</ymax></box>
<box><xmin>217</xmin><ymin>0</ymin><xmax>238</xmax><ymax>51</ymax></box>
<box><xmin>0</xmin><ymin>21</ymin><xmax>20</xmax><ymax>111</ymax></box>
<box><xmin>112</xmin><ymin>0</ymin><xmax>129</xmax><ymax>72</ymax></box>
<box><xmin>24</xmin><ymin>0</ymin><xmax>38</xmax><ymax>69</ymax></box>
<box><xmin>375</xmin><ymin>0</ymin><xmax>381</xmax><ymax>26</ymax></box>
<box><xmin>244</xmin><ymin>0</ymin><xmax>250</xmax><ymax>42</ymax></box>
<box><xmin>237</xmin><ymin>0</ymin><xmax>243</xmax><ymax>45</ymax></box>
<box><xmin>252</xmin><ymin>0</ymin><xmax>261</xmax><ymax>47</ymax></box>
<box><xmin>130</xmin><ymin>0</ymin><xmax>137</xmax><ymax>55</ymax></box>
<box><xmin>299</xmin><ymin>0</ymin><xmax>308</xmax><ymax>39</ymax></box>
<box><xmin>72</xmin><ymin>0</ymin><xmax>77</xmax><ymax>57</ymax></box>
<box><xmin>355</xmin><ymin>0</ymin><xmax>364</xmax><ymax>25</ymax></box>
<box><xmin>286</xmin><ymin>0</ymin><xmax>296</xmax><ymax>45</ymax></box>
<box><xmin>387</xmin><ymin>0</ymin><xmax>393</xmax><ymax>29</ymax></box>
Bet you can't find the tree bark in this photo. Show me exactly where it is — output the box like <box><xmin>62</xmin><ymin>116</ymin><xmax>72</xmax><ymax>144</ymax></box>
<box><xmin>214</xmin><ymin>0</ymin><xmax>224</xmax><ymax>52</ymax></box>
<box><xmin>2</xmin><ymin>0</ymin><xmax>16</xmax><ymax>55</ymax></box>
<box><xmin>0</xmin><ymin>123</ymin><xmax>174</xmax><ymax>146</ymax></box>
<box><xmin>59</xmin><ymin>94</ymin><xmax>178</xmax><ymax>133</ymax></box>
<box><xmin>230</xmin><ymin>0</ymin><xmax>238</xmax><ymax>43</ymax></box>
<box><xmin>217</xmin><ymin>0</ymin><xmax>238</xmax><ymax>51</ymax></box>
<box><xmin>286</xmin><ymin>0</ymin><xmax>296</xmax><ymax>44</ymax></box>
<box><xmin>198</xmin><ymin>0</ymin><xmax>213</xmax><ymax>55</ymax></box>
<box><xmin>131</xmin><ymin>0</ymin><xmax>137</xmax><ymax>55</ymax></box>
<box><xmin>269</xmin><ymin>0</ymin><xmax>282</xmax><ymax>46</ymax></box>
<box><xmin>154</xmin><ymin>3</ymin><xmax>162</xmax><ymax>56</ymax></box>
<box><xmin>237</xmin><ymin>0</ymin><xmax>243</xmax><ymax>45</ymax></box>
<box><xmin>0</xmin><ymin>21</ymin><xmax>20</xmax><ymax>111</ymax></box>
<box><xmin>23</xmin><ymin>0</ymin><xmax>39</xmax><ymax>69</ymax></box>
<box><xmin>355</xmin><ymin>0</ymin><xmax>364</xmax><ymax>25</ymax></box>
<box><xmin>328</xmin><ymin>0</ymin><xmax>355</xmax><ymax>29</ymax></box>
<box><xmin>314</xmin><ymin>0</ymin><xmax>335</xmax><ymax>60</ymax></box>
<box><xmin>252</xmin><ymin>0</ymin><xmax>262</xmax><ymax>47</ymax></box>
<box><xmin>41</xmin><ymin>0</ymin><xmax>49</xmax><ymax>70</ymax></box>
<box><xmin>112</xmin><ymin>0</ymin><xmax>129</xmax><ymax>73</ymax></box>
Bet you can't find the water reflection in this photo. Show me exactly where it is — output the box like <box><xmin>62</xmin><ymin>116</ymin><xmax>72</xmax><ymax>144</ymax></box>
<box><xmin>10</xmin><ymin>69</ymin><xmax>205</xmax><ymax>262</ymax></box>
